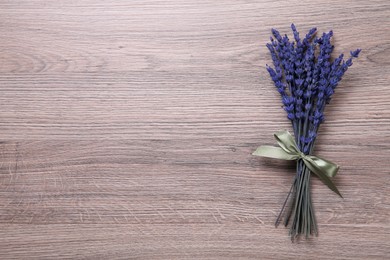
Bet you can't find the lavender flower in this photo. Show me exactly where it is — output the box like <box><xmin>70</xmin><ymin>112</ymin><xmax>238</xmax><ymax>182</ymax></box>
<box><xmin>265</xmin><ymin>24</ymin><xmax>361</xmax><ymax>240</ymax></box>
<box><xmin>266</xmin><ymin>24</ymin><xmax>360</xmax><ymax>131</ymax></box>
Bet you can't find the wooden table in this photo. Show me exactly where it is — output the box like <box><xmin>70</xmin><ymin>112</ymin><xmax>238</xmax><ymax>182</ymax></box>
<box><xmin>1</xmin><ymin>1</ymin><xmax>389</xmax><ymax>259</ymax></box>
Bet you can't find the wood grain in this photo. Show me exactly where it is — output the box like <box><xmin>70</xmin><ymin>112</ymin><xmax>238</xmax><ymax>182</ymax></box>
<box><xmin>0</xmin><ymin>0</ymin><xmax>389</xmax><ymax>259</ymax></box>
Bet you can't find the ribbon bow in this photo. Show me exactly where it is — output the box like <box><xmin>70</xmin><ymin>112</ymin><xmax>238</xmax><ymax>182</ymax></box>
<box><xmin>252</xmin><ymin>130</ymin><xmax>342</xmax><ymax>197</ymax></box>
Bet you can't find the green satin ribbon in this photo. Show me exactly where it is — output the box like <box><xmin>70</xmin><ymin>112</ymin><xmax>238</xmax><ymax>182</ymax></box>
<box><xmin>252</xmin><ymin>130</ymin><xmax>342</xmax><ymax>197</ymax></box>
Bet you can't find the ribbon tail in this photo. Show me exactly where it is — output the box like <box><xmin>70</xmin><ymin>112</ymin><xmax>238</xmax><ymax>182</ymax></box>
<box><xmin>252</xmin><ymin>146</ymin><xmax>298</xmax><ymax>160</ymax></box>
<box><xmin>303</xmin><ymin>157</ymin><xmax>343</xmax><ymax>198</ymax></box>
<box><xmin>308</xmin><ymin>155</ymin><xmax>340</xmax><ymax>178</ymax></box>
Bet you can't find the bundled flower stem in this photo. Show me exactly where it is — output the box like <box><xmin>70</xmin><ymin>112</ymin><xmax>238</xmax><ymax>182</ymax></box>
<box><xmin>260</xmin><ymin>24</ymin><xmax>360</xmax><ymax>240</ymax></box>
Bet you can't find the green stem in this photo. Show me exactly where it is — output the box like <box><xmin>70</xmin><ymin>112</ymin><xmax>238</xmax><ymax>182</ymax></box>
<box><xmin>275</xmin><ymin>177</ymin><xmax>296</xmax><ymax>227</ymax></box>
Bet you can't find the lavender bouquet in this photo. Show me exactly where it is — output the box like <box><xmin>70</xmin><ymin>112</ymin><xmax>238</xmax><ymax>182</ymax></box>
<box><xmin>252</xmin><ymin>24</ymin><xmax>360</xmax><ymax>240</ymax></box>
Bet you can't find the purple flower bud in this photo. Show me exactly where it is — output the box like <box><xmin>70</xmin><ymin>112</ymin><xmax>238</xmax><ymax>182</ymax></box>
<box><xmin>282</xmin><ymin>96</ymin><xmax>295</xmax><ymax>105</ymax></box>
<box><xmin>325</xmin><ymin>88</ymin><xmax>334</xmax><ymax>97</ymax></box>
<box><xmin>284</xmin><ymin>104</ymin><xmax>294</xmax><ymax>112</ymax></box>
<box><xmin>329</xmin><ymin>77</ymin><xmax>338</xmax><ymax>88</ymax></box>
<box><xmin>304</xmin><ymin>90</ymin><xmax>312</xmax><ymax>98</ymax></box>
<box><xmin>271</xmin><ymin>28</ymin><xmax>283</xmax><ymax>42</ymax></box>
<box><xmin>266</xmin><ymin>66</ymin><xmax>276</xmax><ymax>77</ymax></box>
<box><xmin>275</xmin><ymin>81</ymin><xmax>284</xmax><ymax>89</ymax></box>
<box><xmin>319</xmin><ymin>78</ymin><xmax>327</xmax><ymax>87</ymax></box>
<box><xmin>308</xmin><ymin>131</ymin><xmax>317</xmax><ymax>139</ymax></box>
<box><xmin>295</xmin><ymin>68</ymin><xmax>304</xmax><ymax>75</ymax></box>
<box><xmin>316</xmin><ymin>100</ymin><xmax>323</xmax><ymax>108</ymax></box>
<box><xmin>305</xmin><ymin>103</ymin><xmax>312</xmax><ymax>110</ymax></box>
<box><xmin>350</xmin><ymin>49</ymin><xmax>361</xmax><ymax>58</ymax></box>
<box><xmin>314</xmin><ymin>110</ymin><xmax>323</xmax><ymax>119</ymax></box>
<box><xmin>296</xmin><ymin>89</ymin><xmax>304</xmax><ymax>96</ymax></box>
<box><xmin>295</xmin><ymin>78</ymin><xmax>304</xmax><ymax>87</ymax></box>
<box><xmin>287</xmin><ymin>113</ymin><xmax>295</xmax><ymax>120</ymax></box>
<box><xmin>295</xmin><ymin>111</ymin><xmax>304</xmax><ymax>119</ymax></box>
<box><xmin>291</xmin><ymin>23</ymin><xmax>300</xmax><ymax>43</ymax></box>
<box><xmin>295</xmin><ymin>60</ymin><xmax>303</xmax><ymax>67</ymax></box>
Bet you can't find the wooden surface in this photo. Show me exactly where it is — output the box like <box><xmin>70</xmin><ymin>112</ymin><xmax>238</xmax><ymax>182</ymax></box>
<box><xmin>0</xmin><ymin>0</ymin><xmax>389</xmax><ymax>259</ymax></box>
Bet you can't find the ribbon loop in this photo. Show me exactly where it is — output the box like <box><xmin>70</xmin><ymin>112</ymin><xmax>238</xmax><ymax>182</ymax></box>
<box><xmin>252</xmin><ymin>130</ymin><xmax>342</xmax><ymax>197</ymax></box>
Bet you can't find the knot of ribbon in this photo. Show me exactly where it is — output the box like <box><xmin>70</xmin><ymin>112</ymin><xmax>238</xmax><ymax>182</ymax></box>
<box><xmin>252</xmin><ymin>130</ymin><xmax>342</xmax><ymax>197</ymax></box>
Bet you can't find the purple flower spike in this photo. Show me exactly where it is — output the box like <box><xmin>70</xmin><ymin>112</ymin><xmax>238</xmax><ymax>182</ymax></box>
<box><xmin>266</xmin><ymin>25</ymin><xmax>360</xmax><ymax>126</ymax></box>
<box><xmin>271</xmin><ymin>28</ymin><xmax>283</xmax><ymax>42</ymax></box>
<box><xmin>350</xmin><ymin>49</ymin><xmax>361</xmax><ymax>58</ymax></box>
